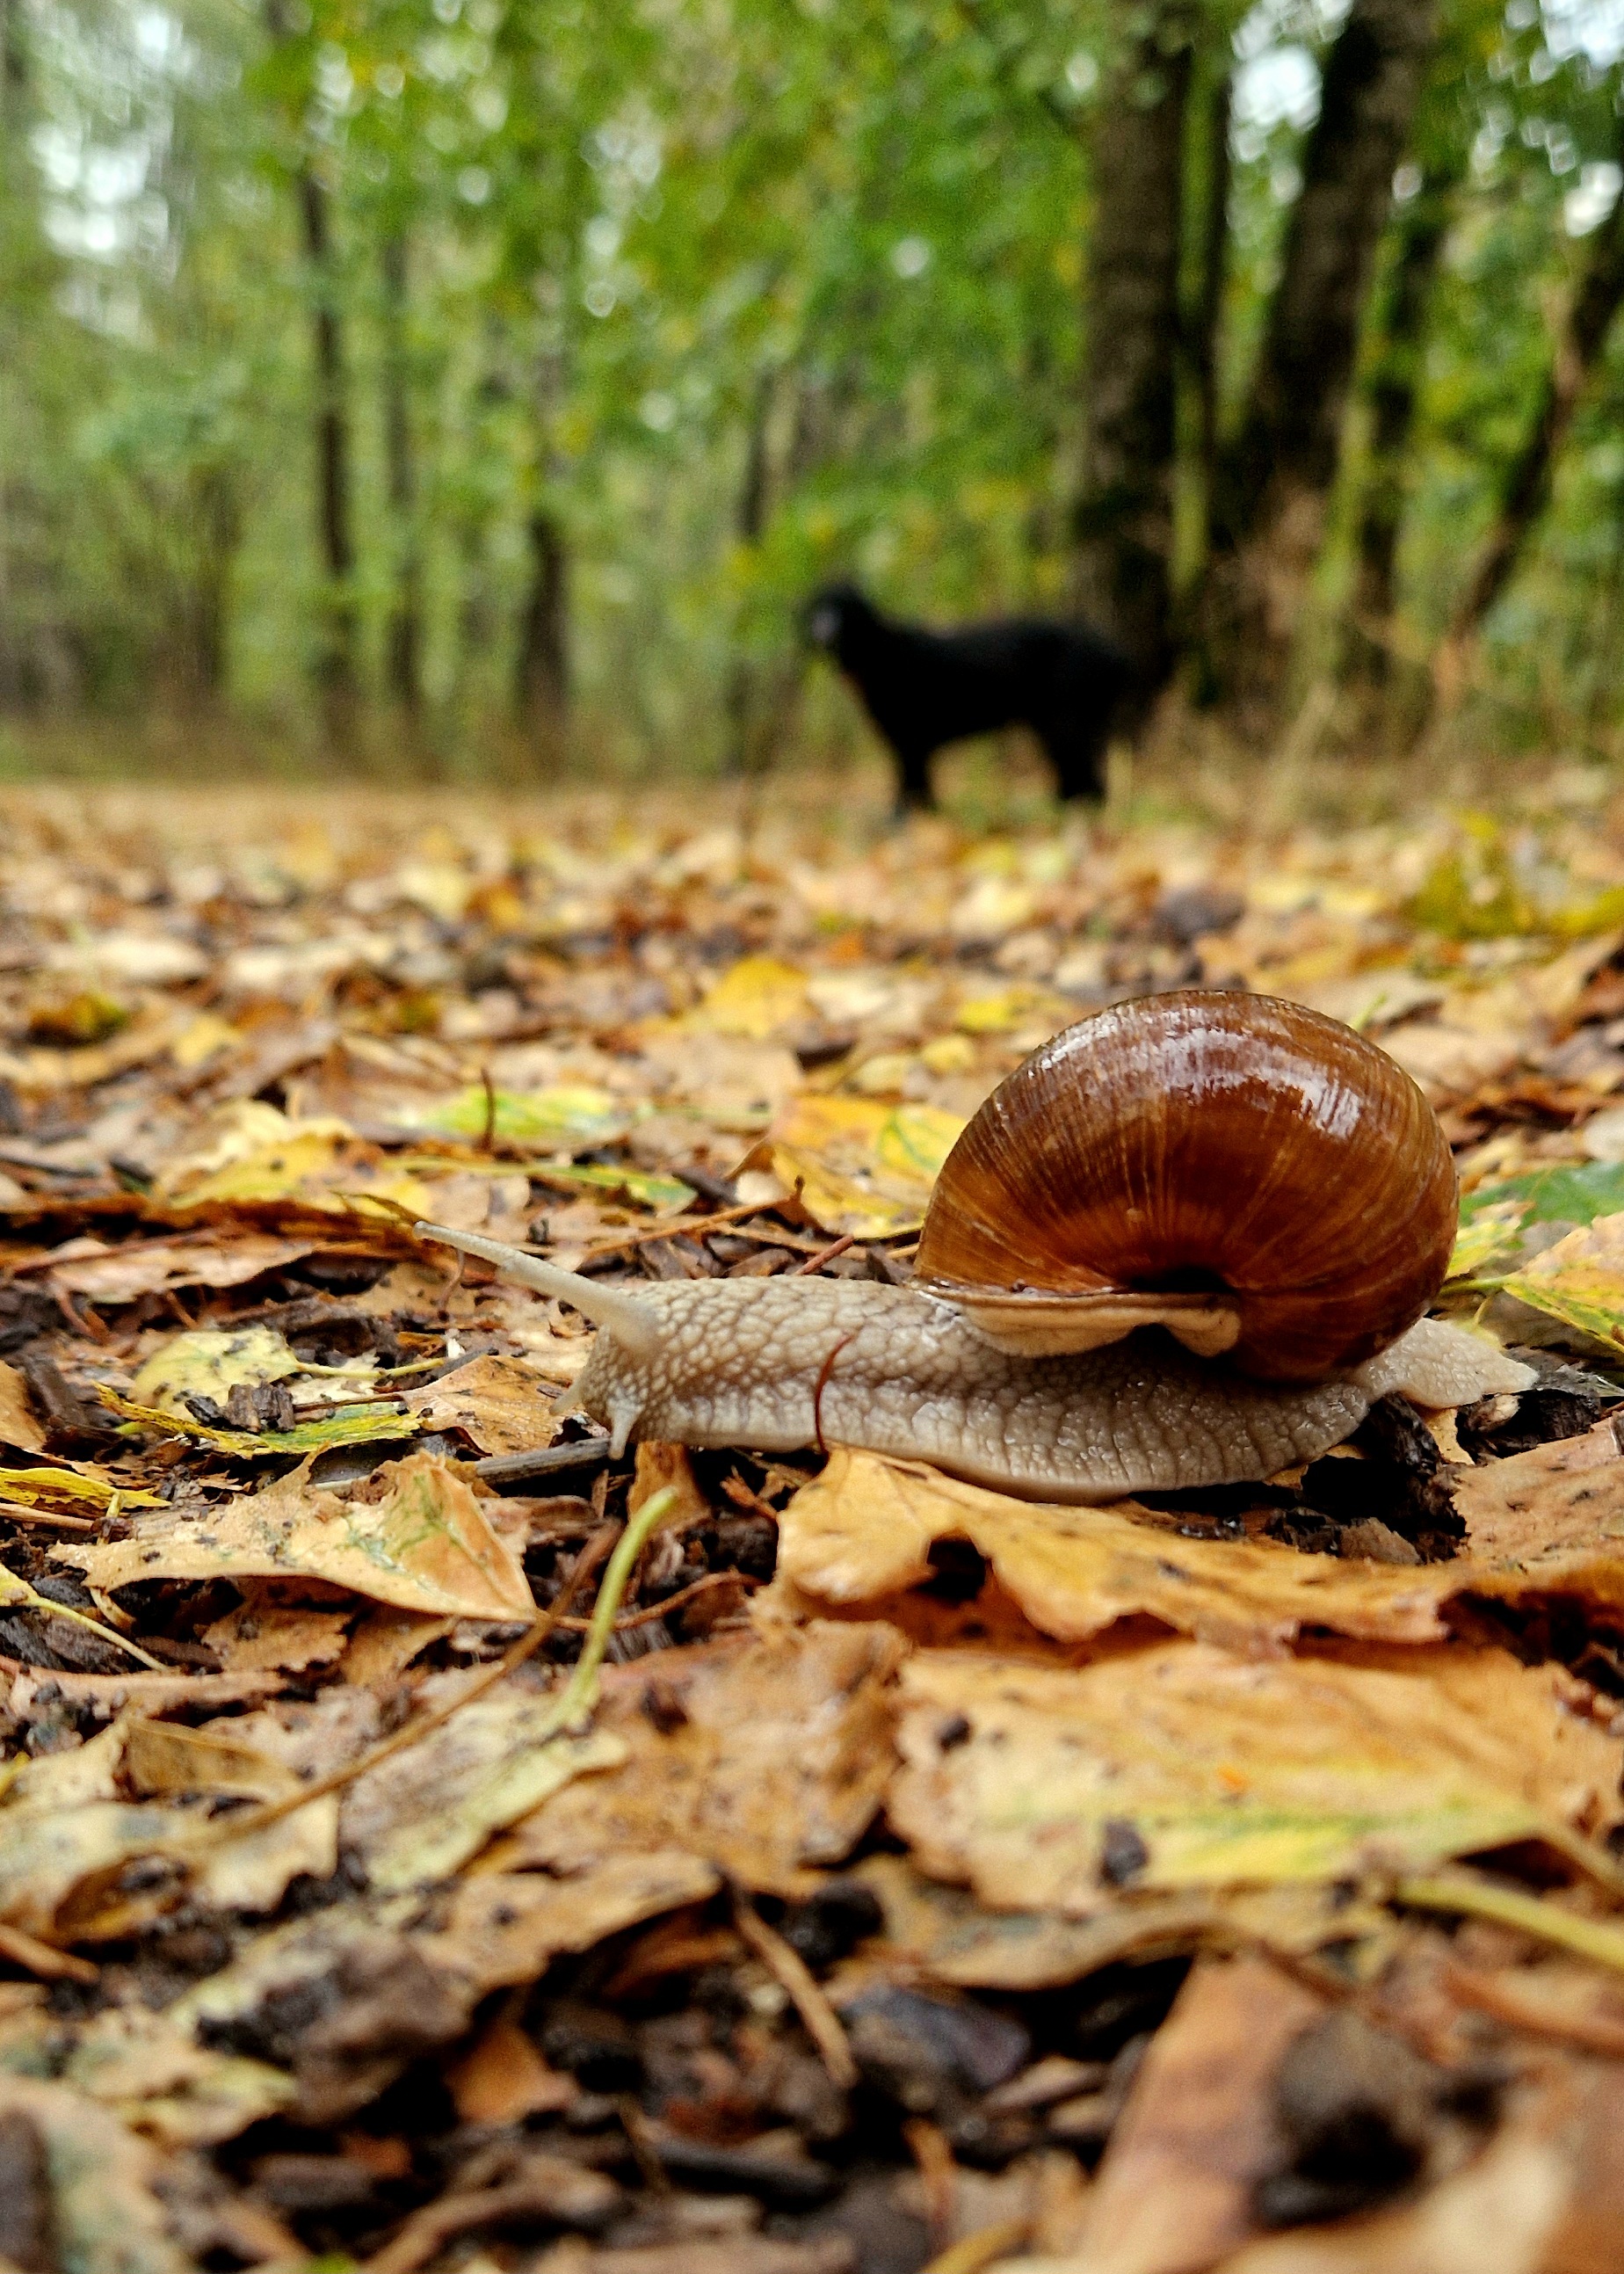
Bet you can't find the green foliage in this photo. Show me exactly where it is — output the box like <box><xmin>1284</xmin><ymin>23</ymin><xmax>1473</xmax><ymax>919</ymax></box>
<box><xmin>4</xmin><ymin>0</ymin><xmax>1624</xmax><ymax>766</ymax></box>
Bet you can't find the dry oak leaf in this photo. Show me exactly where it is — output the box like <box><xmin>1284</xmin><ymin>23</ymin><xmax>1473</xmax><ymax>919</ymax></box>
<box><xmin>774</xmin><ymin>1449</ymin><xmax>1452</xmax><ymax>1654</ymax></box>
<box><xmin>400</xmin><ymin>1352</ymin><xmax>561</xmax><ymax>1455</ymax></box>
<box><xmin>492</xmin><ymin>1618</ymin><xmax>905</xmax><ymax>1894</ymax></box>
<box><xmin>887</xmin><ymin>1642</ymin><xmax>1622</xmax><ymax>1917</ymax></box>
<box><xmin>66</xmin><ymin>1450</ymin><xmax>533</xmax><ymax>1619</ymax></box>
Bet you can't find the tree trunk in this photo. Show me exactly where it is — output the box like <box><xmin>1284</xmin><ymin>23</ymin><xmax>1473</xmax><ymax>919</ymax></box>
<box><xmin>1204</xmin><ymin>0</ymin><xmax>1438</xmax><ymax>716</ymax></box>
<box><xmin>725</xmin><ymin>366</ymin><xmax>775</xmax><ymax>777</ymax></box>
<box><xmin>298</xmin><ymin>170</ymin><xmax>356</xmax><ymax>730</ymax></box>
<box><xmin>1344</xmin><ymin>156</ymin><xmax>1460</xmax><ymax>701</ymax></box>
<box><xmin>1435</xmin><ymin>134</ymin><xmax>1624</xmax><ymax>701</ymax></box>
<box><xmin>1188</xmin><ymin>51</ymin><xmax>1232</xmax><ymax>550</ymax></box>
<box><xmin>185</xmin><ymin>466</ymin><xmax>240</xmax><ymax>700</ymax></box>
<box><xmin>265</xmin><ymin>0</ymin><xmax>356</xmax><ymax>737</ymax></box>
<box><xmin>514</xmin><ymin>509</ymin><xmax>568</xmax><ymax>747</ymax></box>
<box><xmin>1070</xmin><ymin>4</ymin><xmax>1194</xmax><ymax>700</ymax></box>
<box><xmin>381</xmin><ymin>232</ymin><xmax>421</xmax><ymax>716</ymax></box>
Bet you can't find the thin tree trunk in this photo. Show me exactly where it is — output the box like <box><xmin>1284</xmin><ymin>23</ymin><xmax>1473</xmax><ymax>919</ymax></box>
<box><xmin>381</xmin><ymin>232</ymin><xmax>421</xmax><ymax>716</ymax></box>
<box><xmin>1070</xmin><ymin>4</ymin><xmax>1194</xmax><ymax>700</ymax></box>
<box><xmin>515</xmin><ymin>509</ymin><xmax>568</xmax><ymax>745</ymax></box>
<box><xmin>1189</xmin><ymin>53</ymin><xmax>1232</xmax><ymax>549</ymax></box>
<box><xmin>1345</xmin><ymin>156</ymin><xmax>1460</xmax><ymax>699</ymax></box>
<box><xmin>1435</xmin><ymin>136</ymin><xmax>1624</xmax><ymax>704</ymax></box>
<box><xmin>187</xmin><ymin>466</ymin><xmax>239</xmax><ymax>699</ymax></box>
<box><xmin>299</xmin><ymin>170</ymin><xmax>355</xmax><ymax>730</ymax></box>
<box><xmin>725</xmin><ymin>366</ymin><xmax>775</xmax><ymax>777</ymax></box>
<box><xmin>1204</xmin><ymin>0</ymin><xmax>1438</xmax><ymax>717</ymax></box>
<box><xmin>265</xmin><ymin>0</ymin><xmax>356</xmax><ymax>736</ymax></box>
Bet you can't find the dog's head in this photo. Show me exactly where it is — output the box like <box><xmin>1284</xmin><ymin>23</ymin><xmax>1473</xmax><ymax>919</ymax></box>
<box><xmin>804</xmin><ymin>582</ymin><xmax>871</xmax><ymax>651</ymax></box>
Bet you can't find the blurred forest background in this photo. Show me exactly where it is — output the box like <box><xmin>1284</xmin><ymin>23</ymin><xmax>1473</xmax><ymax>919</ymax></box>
<box><xmin>3</xmin><ymin>0</ymin><xmax>1624</xmax><ymax>787</ymax></box>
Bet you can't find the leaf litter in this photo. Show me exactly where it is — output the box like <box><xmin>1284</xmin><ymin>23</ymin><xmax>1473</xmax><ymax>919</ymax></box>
<box><xmin>12</xmin><ymin>784</ymin><xmax>1624</xmax><ymax>2269</ymax></box>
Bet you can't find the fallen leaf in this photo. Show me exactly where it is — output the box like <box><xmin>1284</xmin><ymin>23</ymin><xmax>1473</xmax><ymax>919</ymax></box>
<box><xmin>773</xmin><ymin>1449</ymin><xmax>1452</xmax><ymax>1654</ymax></box>
<box><xmin>401</xmin><ymin>1353</ymin><xmax>560</xmax><ymax>1454</ymax></box>
<box><xmin>0</xmin><ymin>2074</ymin><xmax>193</xmax><ymax>2271</ymax></box>
<box><xmin>67</xmin><ymin>1450</ymin><xmax>533</xmax><ymax>1617</ymax></box>
<box><xmin>495</xmin><ymin>1619</ymin><xmax>904</xmax><ymax>1893</ymax></box>
<box><xmin>51</xmin><ymin>1235</ymin><xmax>312</xmax><ymax>1304</ymax></box>
<box><xmin>446</xmin><ymin>2016</ymin><xmax>578</xmax><ymax>2124</ymax></box>
<box><xmin>1499</xmin><ymin>1211</ymin><xmax>1624</xmax><ymax>1348</ymax></box>
<box><xmin>1065</xmin><ymin>1956</ymin><xmax>1326</xmax><ymax>2274</ymax></box>
<box><xmin>129</xmin><ymin>1325</ymin><xmax>302</xmax><ymax>1416</ymax></box>
<box><xmin>887</xmin><ymin>1641</ymin><xmax>1622</xmax><ymax>1916</ymax></box>
<box><xmin>0</xmin><ymin>1363</ymin><xmax>44</xmax><ymax>1452</ymax></box>
<box><xmin>690</xmin><ymin>955</ymin><xmax>810</xmax><ymax>1038</ymax></box>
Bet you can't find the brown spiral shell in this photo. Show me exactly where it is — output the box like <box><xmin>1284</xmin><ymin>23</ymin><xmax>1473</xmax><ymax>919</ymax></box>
<box><xmin>913</xmin><ymin>991</ymin><xmax>1459</xmax><ymax>1383</ymax></box>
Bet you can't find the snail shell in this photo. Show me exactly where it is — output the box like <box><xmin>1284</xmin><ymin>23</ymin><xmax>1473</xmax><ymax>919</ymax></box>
<box><xmin>914</xmin><ymin>991</ymin><xmax>1458</xmax><ymax>1382</ymax></box>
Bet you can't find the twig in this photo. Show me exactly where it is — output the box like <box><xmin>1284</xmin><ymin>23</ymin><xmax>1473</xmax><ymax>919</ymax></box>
<box><xmin>479</xmin><ymin>1064</ymin><xmax>497</xmax><ymax>1152</ymax></box>
<box><xmin>472</xmin><ymin>1436</ymin><xmax>612</xmax><ymax>1485</ymax></box>
<box><xmin>551</xmin><ymin>1567</ymin><xmax>762</xmax><ymax>1632</ymax></box>
<box><xmin>793</xmin><ymin>1231</ymin><xmax>857</xmax><ymax>1275</ymax></box>
<box><xmin>0</xmin><ymin>1500</ymin><xmax>96</xmax><ymax>1531</ymax></box>
<box><xmin>576</xmin><ymin>1198</ymin><xmax>789</xmax><ymax>1264</ymax></box>
<box><xmin>0</xmin><ymin>1921</ymin><xmax>98</xmax><ymax>1982</ymax></box>
<box><xmin>729</xmin><ymin>1881</ymin><xmax>859</xmax><ymax>2089</ymax></box>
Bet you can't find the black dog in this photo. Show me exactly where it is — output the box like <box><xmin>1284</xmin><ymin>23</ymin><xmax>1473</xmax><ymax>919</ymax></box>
<box><xmin>806</xmin><ymin>582</ymin><xmax>1133</xmax><ymax>810</ymax></box>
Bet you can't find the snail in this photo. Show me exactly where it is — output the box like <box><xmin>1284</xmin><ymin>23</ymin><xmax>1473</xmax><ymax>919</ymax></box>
<box><xmin>419</xmin><ymin>991</ymin><xmax>1533</xmax><ymax>1502</ymax></box>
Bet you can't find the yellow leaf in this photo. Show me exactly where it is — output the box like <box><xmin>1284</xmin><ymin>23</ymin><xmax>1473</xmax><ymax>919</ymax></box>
<box><xmin>690</xmin><ymin>955</ymin><xmax>809</xmax><ymax>1039</ymax></box>
<box><xmin>67</xmin><ymin>1450</ymin><xmax>533</xmax><ymax>1619</ymax></box>
<box><xmin>130</xmin><ymin>1327</ymin><xmax>302</xmax><ymax>1418</ymax></box>
<box><xmin>889</xmin><ymin>1641</ymin><xmax>1621</xmax><ymax>1914</ymax></box>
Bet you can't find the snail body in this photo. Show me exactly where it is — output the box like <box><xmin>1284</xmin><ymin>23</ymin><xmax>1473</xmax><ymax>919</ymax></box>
<box><xmin>421</xmin><ymin>992</ymin><xmax>1532</xmax><ymax>1500</ymax></box>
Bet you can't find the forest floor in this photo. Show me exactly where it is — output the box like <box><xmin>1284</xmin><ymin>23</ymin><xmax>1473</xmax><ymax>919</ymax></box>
<box><xmin>5</xmin><ymin>771</ymin><xmax>1624</xmax><ymax>2273</ymax></box>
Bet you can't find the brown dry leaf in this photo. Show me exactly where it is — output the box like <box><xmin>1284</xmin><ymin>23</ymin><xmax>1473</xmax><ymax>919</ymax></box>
<box><xmin>200</xmin><ymin>1588</ymin><xmax>352</xmax><ymax>1673</ymax></box>
<box><xmin>417</xmin><ymin>1855</ymin><xmax>728</xmax><ymax>1992</ymax></box>
<box><xmin>1450</xmin><ymin>1418</ymin><xmax>1624</xmax><ymax>1613</ymax></box>
<box><xmin>773</xmin><ymin>1449</ymin><xmax>1452</xmax><ymax>1653</ymax></box>
<box><xmin>494</xmin><ymin>1619</ymin><xmax>904</xmax><ymax>1893</ymax></box>
<box><xmin>66</xmin><ymin>1450</ymin><xmax>533</xmax><ymax>1618</ymax></box>
<box><xmin>49</xmin><ymin>1232</ymin><xmax>313</xmax><ymax>1303</ymax></box>
<box><xmin>888</xmin><ymin>1642</ymin><xmax>1622</xmax><ymax>1917</ymax></box>
<box><xmin>1062</xmin><ymin>1956</ymin><xmax>1326</xmax><ymax>2274</ymax></box>
<box><xmin>629</xmin><ymin>1439</ymin><xmax>710</xmax><ymax>1524</ymax></box>
<box><xmin>400</xmin><ymin>1352</ymin><xmax>560</xmax><ymax>1454</ymax></box>
<box><xmin>0</xmin><ymin>1362</ymin><xmax>44</xmax><ymax>1452</ymax></box>
<box><xmin>446</xmin><ymin>2016</ymin><xmax>578</xmax><ymax>2124</ymax></box>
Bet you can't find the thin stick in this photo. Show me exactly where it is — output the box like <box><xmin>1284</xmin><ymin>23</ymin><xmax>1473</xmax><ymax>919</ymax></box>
<box><xmin>0</xmin><ymin>1500</ymin><xmax>96</xmax><ymax>1531</ymax></box>
<box><xmin>178</xmin><ymin>1515</ymin><xmax>633</xmax><ymax>1852</ymax></box>
<box><xmin>551</xmin><ymin>1567</ymin><xmax>762</xmax><ymax>1632</ymax></box>
<box><xmin>0</xmin><ymin>1921</ymin><xmax>98</xmax><ymax>1982</ymax></box>
<box><xmin>576</xmin><ymin>1198</ymin><xmax>787</xmax><ymax>1264</ymax></box>
<box><xmin>729</xmin><ymin>1881</ymin><xmax>859</xmax><ymax>2089</ymax></box>
<box><xmin>793</xmin><ymin>1232</ymin><xmax>857</xmax><ymax>1275</ymax></box>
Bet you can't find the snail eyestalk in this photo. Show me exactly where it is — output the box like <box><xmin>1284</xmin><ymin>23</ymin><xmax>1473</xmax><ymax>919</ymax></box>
<box><xmin>415</xmin><ymin>1222</ymin><xmax>663</xmax><ymax>1362</ymax></box>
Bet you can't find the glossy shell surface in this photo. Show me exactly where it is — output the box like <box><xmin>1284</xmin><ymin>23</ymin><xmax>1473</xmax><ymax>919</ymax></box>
<box><xmin>914</xmin><ymin>990</ymin><xmax>1458</xmax><ymax>1381</ymax></box>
